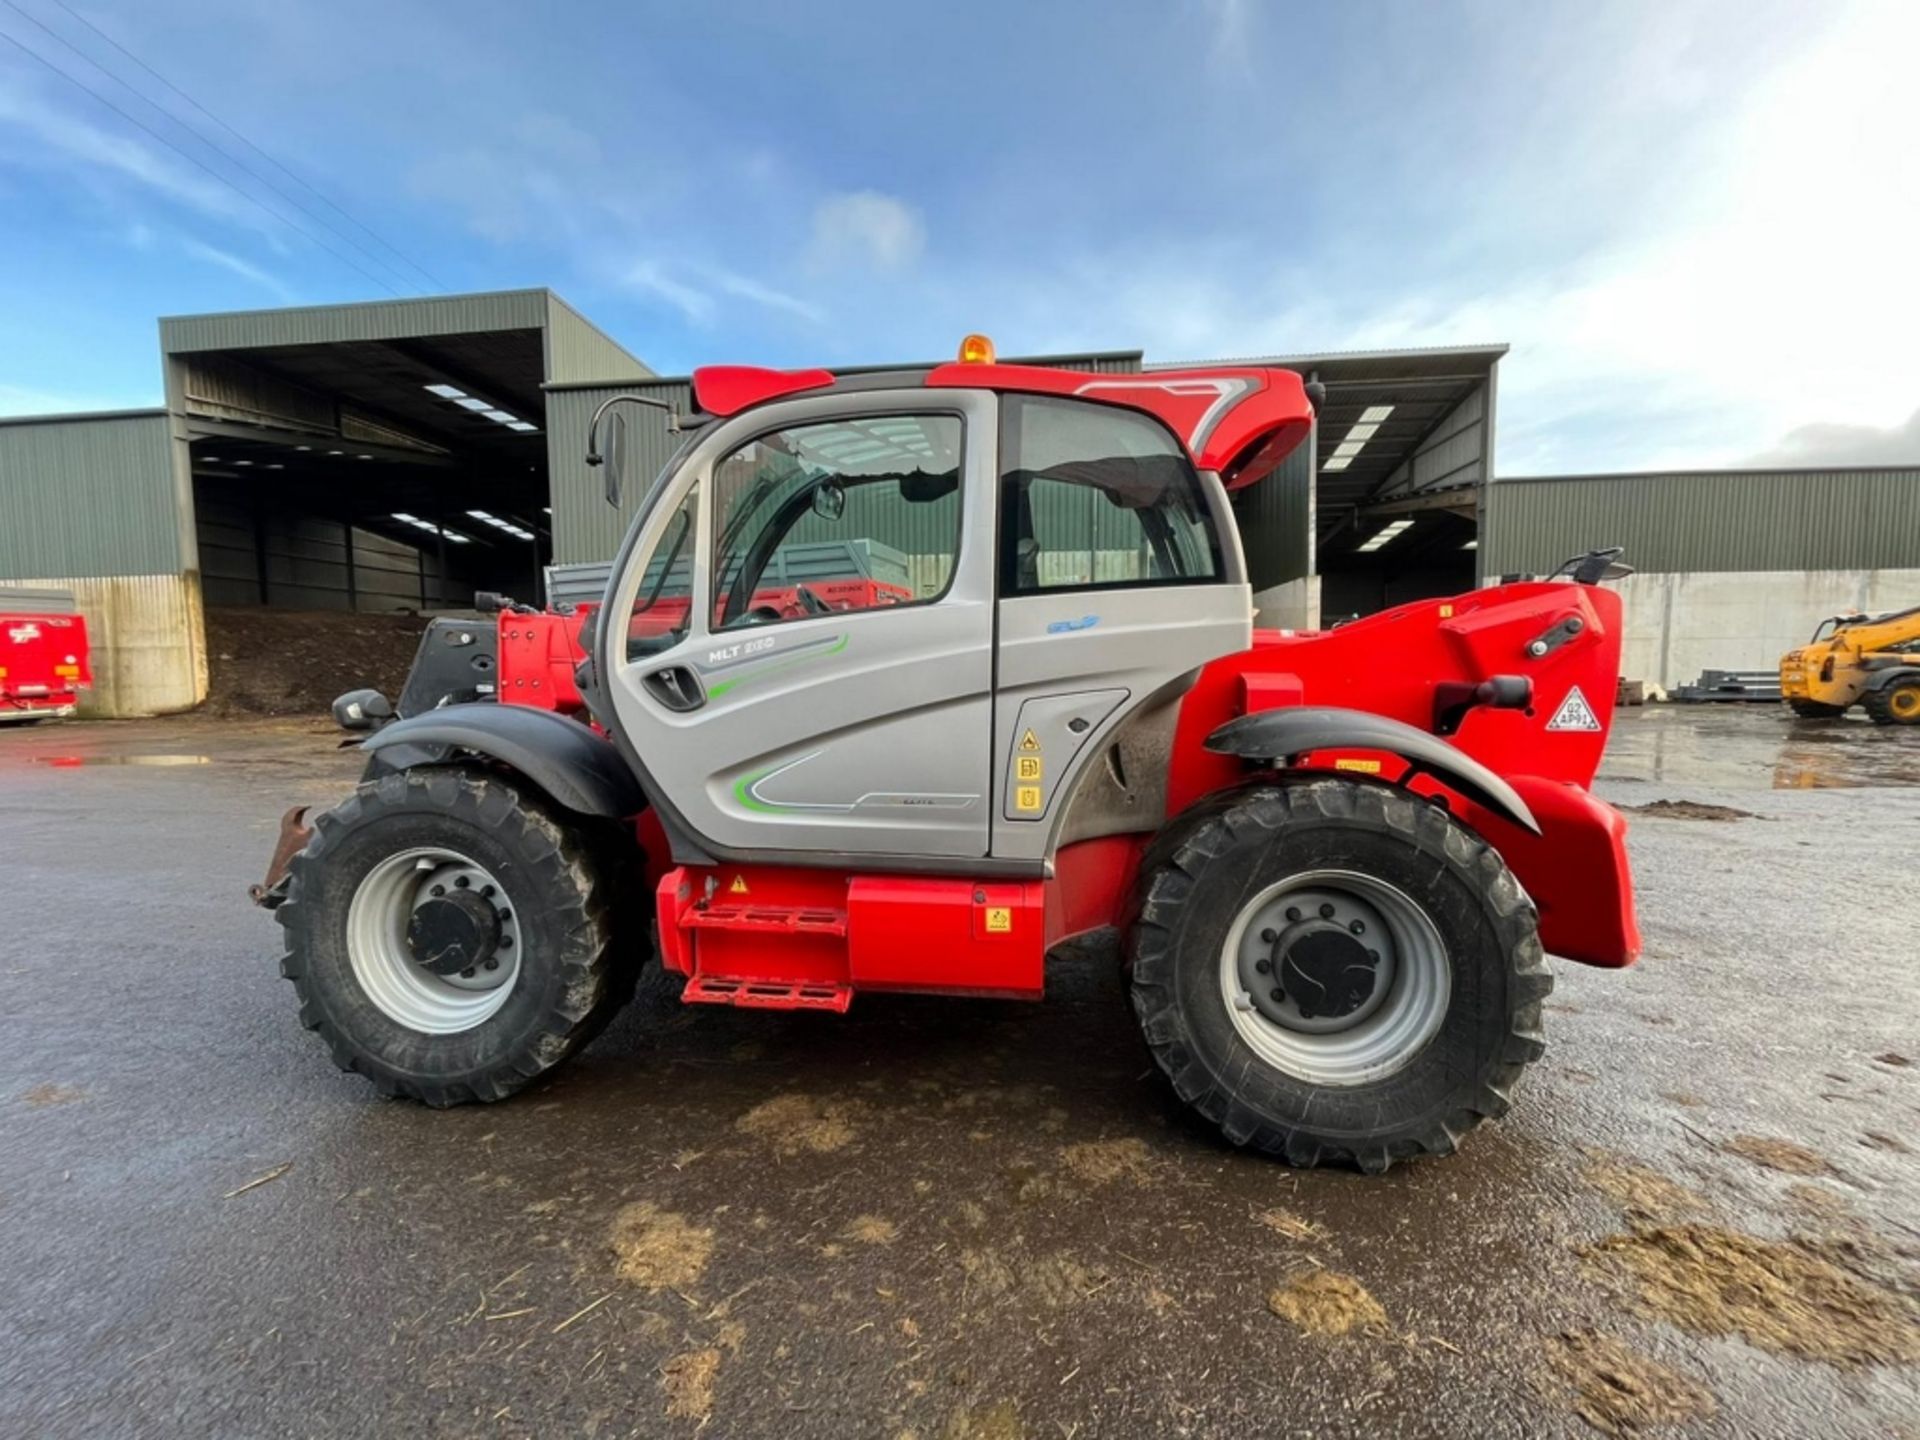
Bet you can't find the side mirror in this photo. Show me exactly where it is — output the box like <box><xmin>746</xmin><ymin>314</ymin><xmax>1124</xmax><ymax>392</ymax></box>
<box><xmin>811</xmin><ymin>480</ymin><xmax>846</xmax><ymax>521</ymax></box>
<box><xmin>332</xmin><ymin>687</ymin><xmax>395</xmax><ymax>732</ymax></box>
<box><xmin>602</xmin><ymin>411</ymin><xmax>628</xmax><ymax>509</ymax></box>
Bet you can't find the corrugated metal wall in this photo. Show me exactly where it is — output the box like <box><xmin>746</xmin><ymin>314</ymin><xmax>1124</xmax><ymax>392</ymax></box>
<box><xmin>0</xmin><ymin>412</ymin><xmax>183</xmax><ymax>578</ymax></box>
<box><xmin>160</xmin><ymin>290</ymin><xmax>551</xmax><ymax>353</ymax></box>
<box><xmin>1376</xmin><ymin>387</ymin><xmax>1487</xmax><ymax>495</ymax></box>
<box><xmin>547</xmin><ymin>379</ymin><xmax>694</xmax><ymax>563</ymax></box>
<box><xmin>196</xmin><ymin>490</ymin><xmax>443</xmax><ymax>611</ymax></box>
<box><xmin>543</xmin><ymin>294</ymin><xmax>653</xmax><ymax>385</ymax></box>
<box><xmin>1482</xmin><ymin>467</ymin><xmax>1920</xmax><ymax>576</ymax></box>
<box><xmin>1230</xmin><ymin>425</ymin><xmax>1315</xmax><ymax>590</ymax></box>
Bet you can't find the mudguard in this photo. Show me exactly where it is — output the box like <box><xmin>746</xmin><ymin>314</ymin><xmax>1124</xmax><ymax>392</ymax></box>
<box><xmin>361</xmin><ymin>703</ymin><xmax>645</xmax><ymax>818</ymax></box>
<box><xmin>1863</xmin><ymin>664</ymin><xmax>1920</xmax><ymax>692</ymax></box>
<box><xmin>1205</xmin><ymin>706</ymin><xmax>1541</xmax><ymax>836</ymax></box>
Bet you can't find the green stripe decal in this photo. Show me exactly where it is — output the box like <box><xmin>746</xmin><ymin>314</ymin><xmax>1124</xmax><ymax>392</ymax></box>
<box><xmin>732</xmin><ymin>766</ymin><xmax>786</xmax><ymax>814</ymax></box>
<box><xmin>708</xmin><ymin>635</ymin><xmax>848</xmax><ymax>698</ymax></box>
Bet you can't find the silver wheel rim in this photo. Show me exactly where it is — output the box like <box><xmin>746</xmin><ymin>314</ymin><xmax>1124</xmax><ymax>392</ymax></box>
<box><xmin>1218</xmin><ymin>869</ymin><xmax>1450</xmax><ymax>1087</ymax></box>
<box><xmin>347</xmin><ymin>847</ymin><xmax>521</xmax><ymax>1035</ymax></box>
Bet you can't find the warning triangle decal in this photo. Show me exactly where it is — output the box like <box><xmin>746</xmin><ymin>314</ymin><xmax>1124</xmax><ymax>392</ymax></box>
<box><xmin>1546</xmin><ymin>685</ymin><xmax>1603</xmax><ymax>733</ymax></box>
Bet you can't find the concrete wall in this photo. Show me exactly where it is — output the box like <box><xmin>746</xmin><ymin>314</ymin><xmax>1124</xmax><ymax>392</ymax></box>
<box><xmin>1253</xmin><ymin>576</ymin><xmax>1320</xmax><ymax>630</ymax></box>
<box><xmin>1609</xmin><ymin>568</ymin><xmax>1920</xmax><ymax>689</ymax></box>
<box><xmin>0</xmin><ymin>574</ymin><xmax>205</xmax><ymax>716</ymax></box>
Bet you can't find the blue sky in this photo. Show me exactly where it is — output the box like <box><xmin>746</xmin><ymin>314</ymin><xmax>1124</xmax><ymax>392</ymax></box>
<box><xmin>1</xmin><ymin>0</ymin><xmax>1915</xmax><ymax>472</ymax></box>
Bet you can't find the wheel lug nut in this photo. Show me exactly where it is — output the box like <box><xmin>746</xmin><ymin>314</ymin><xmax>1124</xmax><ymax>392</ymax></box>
<box><xmin>430</xmin><ymin>884</ymin><xmax>446</xmax><ymax>897</ymax></box>
<box><xmin>455</xmin><ymin>876</ymin><xmax>470</xmax><ymax>889</ymax></box>
<box><xmin>497</xmin><ymin>910</ymin><xmax>511</xmax><ymax>923</ymax></box>
<box><xmin>1260</xmin><ymin>927</ymin><xmax>1277</xmax><ymax>943</ymax></box>
<box><xmin>1368</xmin><ymin>949</ymin><xmax>1379</xmax><ymax>962</ymax></box>
<box><xmin>481</xmin><ymin>885</ymin><xmax>495</xmax><ymax>898</ymax></box>
<box><xmin>499</xmin><ymin>936</ymin><xmax>513</xmax><ymax>949</ymax></box>
<box><xmin>1285</xmin><ymin>907</ymin><xmax>1301</xmax><ymax>923</ymax></box>
<box><xmin>1349</xmin><ymin>920</ymin><xmax>1366</xmax><ymax>935</ymax></box>
<box><xmin>1319</xmin><ymin>903</ymin><xmax>1336</xmax><ymax>920</ymax></box>
<box><xmin>1255</xmin><ymin>958</ymin><xmax>1271</xmax><ymax>974</ymax></box>
<box><xmin>461</xmin><ymin>967</ymin><xmax>475</xmax><ymax>978</ymax></box>
<box><xmin>484</xmin><ymin>958</ymin><xmax>499</xmax><ymax>971</ymax></box>
<box><xmin>1269</xmin><ymin>988</ymin><xmax>1285</xmax><ymax>1003</ymax></box>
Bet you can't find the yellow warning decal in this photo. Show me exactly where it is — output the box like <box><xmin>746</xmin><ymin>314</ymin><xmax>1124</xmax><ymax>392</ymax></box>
<box><xmin>1019</xmin><ymin>729</ymin><xmax>1041</xmax><ymax>752</ymax></box>
<box><xmin>1015</xmin><ymin>755</ymin><xmax>1042</xmax><ymax>781</ymax></box>
<box><xmin>1438</xmin><ymin>603</ymin><xmax>1454</xmax><ymax>618</ymax></box>
<box><xmin>1015</xmin><ymin>784</ymin><xmax>1043</xmax><ymax>812</ymax></box>
<box><xmin>985</xmin><ymin>907</ymin><xmax>1012</xmax><ymax>933</ymax></box>
<box><xmin>1334</xmin><ymin>758</ymin><xmax>1383</xmax><ymax>774</ymax></box>
<box><xmin>728</xmin><ymin>875</ymin><xmax>750</xmax><ymax>895</ymax></box>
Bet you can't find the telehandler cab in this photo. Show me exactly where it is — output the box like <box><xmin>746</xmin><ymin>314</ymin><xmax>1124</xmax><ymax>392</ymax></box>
<box><xmin>259</xmin><ymin>338</ymin><xmax>1641</xmax><ymax>1171</ymax></box>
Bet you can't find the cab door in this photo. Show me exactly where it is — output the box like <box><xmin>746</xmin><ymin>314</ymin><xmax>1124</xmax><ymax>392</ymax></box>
<box><xmin>985</xmin><ymin>393</ymin><xmax>1255</xmax><ymax>864</ymax></box>
<box><xmin>601</xmin><ymin>390</ymin><xmax>999</xmax><ymax>861</ymax></box>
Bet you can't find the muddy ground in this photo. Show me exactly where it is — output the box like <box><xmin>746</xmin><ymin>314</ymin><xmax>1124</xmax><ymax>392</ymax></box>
<box><xmin>0</xmin><ymin>704</ymin><xmax>1915</xmax><ymax>1438</ymax></box>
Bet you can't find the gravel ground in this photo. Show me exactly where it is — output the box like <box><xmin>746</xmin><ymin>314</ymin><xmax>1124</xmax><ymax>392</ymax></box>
<box><xmin>0</xmin><ymin>704</ymin><xmax>1914</xmax><ymax>1439</ymax></box>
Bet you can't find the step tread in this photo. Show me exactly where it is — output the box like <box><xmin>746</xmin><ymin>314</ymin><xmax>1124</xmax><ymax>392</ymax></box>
<box><xmin>683</xmin><ymin>976</ymin><xmax>853</xmax><ymax>1013</ymax></box>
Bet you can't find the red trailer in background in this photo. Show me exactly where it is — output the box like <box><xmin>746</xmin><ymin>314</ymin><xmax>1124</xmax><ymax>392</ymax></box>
<box><xmin>0</xmin><ymin>588</ymin><xmax>92</xmax><ymax>722</ymax></box>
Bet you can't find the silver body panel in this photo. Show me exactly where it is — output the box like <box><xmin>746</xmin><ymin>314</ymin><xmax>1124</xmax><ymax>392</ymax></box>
<box><xmin>600</xmin><ymin>386</ymin><xmax>1255</xmax><ymax>866</ymax></box>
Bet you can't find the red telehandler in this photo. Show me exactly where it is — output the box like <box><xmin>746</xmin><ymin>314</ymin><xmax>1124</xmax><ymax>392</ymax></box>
<box><xmin>257</xmin><ymin>338</ymin><xmax>1639</xmax><ymax>1171</ymax></box>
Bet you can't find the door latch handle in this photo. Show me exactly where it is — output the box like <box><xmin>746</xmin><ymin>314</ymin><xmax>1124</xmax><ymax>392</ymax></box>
<box><xmin>643</xmin><ymin>665</ymin><xmax>706</xmax><ymax>712</ymax></box>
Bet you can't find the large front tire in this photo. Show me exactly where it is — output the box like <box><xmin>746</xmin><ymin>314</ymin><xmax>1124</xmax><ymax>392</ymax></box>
<box><xmin>277</xmin><ymin>768</ymin><xmax>635</xmax><ymax>1105</ymax></box>
<box><xmin>1863</xmin><ymin>678</ymin><xmax>1920</xmax><ymax>726</ymax></box>
<box><xmin>1787</xmin><ymin>697</ymin><xmax>1847</xmax><ymax>719</ymax></box>
<box><xmin>1128</xmin><ymin>779</ymin><xmax>1550</xmax><ymax>1172</ymax></box>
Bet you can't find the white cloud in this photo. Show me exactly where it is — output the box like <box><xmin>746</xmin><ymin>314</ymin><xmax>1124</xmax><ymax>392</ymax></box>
<box><xmin>0</xmin><ymin>77</ymin><xmax>271</xmax><ymax>235</ymax></box>
<box><xmin>810</xmin><ymin>191</ymin><xmax>925</xmax><ymax>273</ymax></box>
<box><xmin>181</xmin><ymin>238</ymin><xmax>296</xmax><ymax>301</ymax></box>
<box><xmin>622</xmin><ymin>261</ymin><xmax>715</xmax><ymax>324</ymax></box>
<box><xmin>712</xmin><ymin>270</ymin><xmax>825</xmax><ymax>325</ymax></box>
<box><xmin>1747</xmin><ymin>408</ymin><xmax>1920</xmax><ymax>467</ymax></box>
<box><xmin>975</xmin><ymin>1</ymin><xmax>1920</xmax><ymax>476</ymax></box>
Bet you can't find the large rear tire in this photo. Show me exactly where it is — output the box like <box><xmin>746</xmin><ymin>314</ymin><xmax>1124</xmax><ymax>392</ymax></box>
<box><xmin>277</xmin><ymin>768</ymin><xmax>637</xmax><ymax>1105</ymax></box>
<box><xmin>1863</xmin><ymin>678</ymin><xmax>1920</xmax><ymax>726</ymax></box>
<box><xmin>1127</xmin><ymin>778</ymin><xmax>1549</xmax><ymax>1172</ymax></box>
<box><xmin>1787</xmin><ymin>698</ymin><xmax>1847</xmax><ymax>719</ymax></box>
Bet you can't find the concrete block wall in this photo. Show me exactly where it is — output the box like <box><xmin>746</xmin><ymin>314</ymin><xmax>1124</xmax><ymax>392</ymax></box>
<box><xmin>1610</xmin><ymin>568</ymin><xmax>1920</xmax><ymax>689</ymax></box>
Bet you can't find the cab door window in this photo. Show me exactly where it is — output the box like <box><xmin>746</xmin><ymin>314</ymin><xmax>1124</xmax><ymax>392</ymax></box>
<box><xmin>709</xmin><ymin>415</ymin><xmax>964</xmax><ymax>631</ymax></box>
<box><xmin>998</xmin><ymin>394</ymin><xmax>1223</xmax><ymax>593</ymax></box>
<box><xmin>626</xmin><ymin>481</ymin><xmax>698</xmax><ymax>660</ymax></box>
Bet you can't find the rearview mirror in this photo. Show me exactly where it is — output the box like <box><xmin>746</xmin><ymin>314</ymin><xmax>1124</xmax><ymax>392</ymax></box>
<box><xmin>811</xmin><ymin>480</ymin><xmax>846</xmax><ymax>522</ymax></box>
<box><xmin>603</xmin><ymin>411</ymin><xmax>628</xmax><ymax>509</ymax></box>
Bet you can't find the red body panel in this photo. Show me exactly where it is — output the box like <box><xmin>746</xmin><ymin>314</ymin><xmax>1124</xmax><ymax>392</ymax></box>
<box><xmin>925</xmin><ymin>362</ymin><xmax>1313</xmax><ymax>478</ymax></box>
<box><xmin>1168</xmin><ymin>583</ymin><xmax>1638</xmax><ymax>968</ymax></box>
<box><xmin>1</xmin><ymin>607</ymin><xmax>92</xmax><ymax>719</ymax></box>
<box><xmin>657</xmin><ymin>864</ymin><xmax>1046</xmax><ymax>1005</ymax></box>
<box><xmin>694</xmin><ymin>365</ymin><xmax>836</xmax><ymax>416</ymax></box>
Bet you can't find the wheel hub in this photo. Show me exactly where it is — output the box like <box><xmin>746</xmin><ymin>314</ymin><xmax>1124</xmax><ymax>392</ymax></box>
<box><xmin>1275</xmin><ymin>925</ymin><xmax>1379</xmax><ymax>1020</ymax></box>
<box><xmin>407</xmin><ymin>888</ymin><xmax>502</xmax><ymax>976</ymax></box>
<box><xmin>1221</xmin><ymin>870</ymin><xmax>1450</xmax><ymax>1086</ymax></box>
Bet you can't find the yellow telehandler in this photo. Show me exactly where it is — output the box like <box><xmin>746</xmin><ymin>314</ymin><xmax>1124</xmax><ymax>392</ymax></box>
<box><xmin>1779</xmin><ymin>604</ymin><xmax>1920</xmax><ymax>724</ymax></box>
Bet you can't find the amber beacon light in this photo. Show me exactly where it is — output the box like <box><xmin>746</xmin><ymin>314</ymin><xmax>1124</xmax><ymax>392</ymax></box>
<box><xmin>957</xmin><ymin>333</ymin><xmax>996</xmax><ymax>364</ymax></box>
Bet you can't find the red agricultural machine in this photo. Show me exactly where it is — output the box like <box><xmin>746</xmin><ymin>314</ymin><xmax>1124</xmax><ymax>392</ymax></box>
<box><xmin>258</xmin><ymin>338</ymin><xmax>1639</xmax><ymax>1171</ymax></box>
<box><xmin>1</xmin><ymin>588</ymin><xmax>91</xmax><ymax>722</ymax></box>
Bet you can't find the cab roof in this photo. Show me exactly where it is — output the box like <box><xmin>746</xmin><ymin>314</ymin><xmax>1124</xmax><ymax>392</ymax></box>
<box><xmin>691</xmin><ymin>361</ymin><xmax>1315</xmax><ymax>491</ymax></box>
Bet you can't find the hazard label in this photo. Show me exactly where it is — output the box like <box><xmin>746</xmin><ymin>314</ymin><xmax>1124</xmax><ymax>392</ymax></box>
<box><xmin>984</xmin><ymin>907</ymin><xmax>1011</xmax><ymax>933</ymax></box>
<box><xmin>728</xmin><ymin>875</ymin><xmax>750</xmax><ymax>895</ymax></box>
<box><xmin>1018</xmin><ymin>729</ymin><xmax>1041</xmax><ymax>752</ymax></box>
<box><xmin>1015</xmin><ymin>755</ymin><xmax>1042</xmax><ymax>781</ymax></box>
<box><xmin>1015</xmin><ymin>784</ymin><xmax>1043</xmax><ymax>813</ymax></box>
<box><xmin>1334</xmin><ymin>757</ymin><xmax>1382</xmax><ymax>774</ymax></box>
<box><xmin>1546</xmin><ymin>685</ymin><xmax>1603</xmax><ymax>733</ymax></box>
